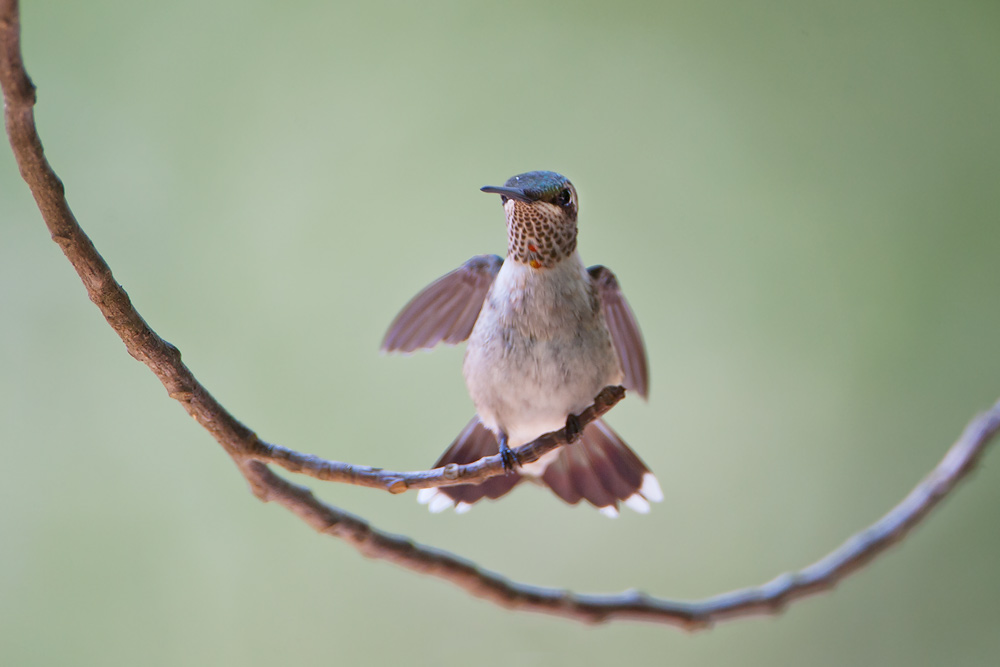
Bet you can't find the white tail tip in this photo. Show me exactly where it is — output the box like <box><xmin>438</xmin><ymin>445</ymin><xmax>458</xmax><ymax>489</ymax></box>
<box><xmin>640</xmin><ymin>473</ymin><xmax>664</xmax><ymax>503</ymax></box>
<box><xmin>623</xmin><ymin>494</ymin><xmax>651</xmax><ymax>514</ymax></box>
<box><xmin>427</xmin><ymin>492</ymin><xmax>455</xmax><ymax>514</ymax></box>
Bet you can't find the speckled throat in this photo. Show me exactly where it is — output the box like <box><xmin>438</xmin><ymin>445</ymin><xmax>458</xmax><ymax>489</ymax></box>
<box><xmin>505</xmin><ymin>200</ymin><xmax>578</xmax><ymax>269</ymax></box>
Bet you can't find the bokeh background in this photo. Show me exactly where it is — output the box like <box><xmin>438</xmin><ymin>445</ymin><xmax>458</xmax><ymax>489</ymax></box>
<box><xmin>2</xmin><ymin>1</ymin><xmax>999</xmax><ymax>665</ymax></box>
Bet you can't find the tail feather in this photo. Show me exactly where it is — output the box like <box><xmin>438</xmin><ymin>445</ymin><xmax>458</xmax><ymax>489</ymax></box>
<box><xmin>537</xmin><ymin>454</ymin><xmax>583</xmax><ymax>505</ymax></box>
<box><xmin>585</xmin><ymin>439</ymin><xmax>641</xmax><ymax>500</ymax></box>
<box><xmin>559</xmin><ymin>442</ymin><xmax>618</xmax><ymax>509</ymax></box>
<box><xmin>592</xmin><ymin>420</ymin><xmax>646</xmax><ymax>489</ymax></box>
<box><xmin>541</xmin><ymin>419</ymin><xmax>660</xmax><ymax>514</ymax></box>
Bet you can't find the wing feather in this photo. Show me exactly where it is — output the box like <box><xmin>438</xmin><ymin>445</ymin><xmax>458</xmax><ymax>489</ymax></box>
<box><xmin>588</xmin><ymin>265</ymin><xmax>650</xmax><ymax>398</ymax></box>
<box><xmin>382</xmin><ymin>255</ymin><xmax>503</xmax><ymax>353</ymax></box>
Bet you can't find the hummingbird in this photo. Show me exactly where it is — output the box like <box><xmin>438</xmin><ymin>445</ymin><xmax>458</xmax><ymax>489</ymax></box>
<box><xmin>382</xmin><ymin>171</ymin><xmax>661</xmax><ymax>517</ymax></box>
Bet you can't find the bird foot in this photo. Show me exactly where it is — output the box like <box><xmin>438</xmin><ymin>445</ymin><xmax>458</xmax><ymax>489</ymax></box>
<box><xmin>498</xmin><ymin>440</ymin><xmax>520</xmax><ymax>474</ymax></box>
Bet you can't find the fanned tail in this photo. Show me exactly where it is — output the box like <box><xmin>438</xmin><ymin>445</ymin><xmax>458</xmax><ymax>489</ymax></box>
<box><xmin>417</xmin><ymin>417</ymin><xmax>661</xmax><ymax>517</ymax></box>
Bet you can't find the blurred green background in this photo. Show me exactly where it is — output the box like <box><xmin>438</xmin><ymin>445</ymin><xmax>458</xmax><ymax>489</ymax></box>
<box><xmin>2</xmin><ymin>0</ymin><xmax>999</xmax><ymax>664</ymax></box>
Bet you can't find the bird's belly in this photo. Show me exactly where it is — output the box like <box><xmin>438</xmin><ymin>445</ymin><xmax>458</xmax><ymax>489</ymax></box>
<box><xmin>463</xmin><ymin>326</ymin><xmax>620</xmax><ymax>448</ymax></box>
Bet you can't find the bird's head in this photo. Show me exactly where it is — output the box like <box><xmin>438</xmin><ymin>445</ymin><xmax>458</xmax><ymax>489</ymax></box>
<box><xmin>481</xmin><ymin>171</ymin><xmax>579</xmax><ymax>269</ymax></box>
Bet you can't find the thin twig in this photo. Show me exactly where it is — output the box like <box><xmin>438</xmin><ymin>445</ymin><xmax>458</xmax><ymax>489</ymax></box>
<box><xmin>248</xmin><ymin>385</ymin><xmax>624</xmax><ymax>493</ymax></box>
<box><xmin>3</xmin><ymin>0</ymin><xmax>998</xmax><ymax>629</ymax></box>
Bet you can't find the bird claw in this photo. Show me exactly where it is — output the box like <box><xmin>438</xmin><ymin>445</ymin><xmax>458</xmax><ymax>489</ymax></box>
<box><xmin>498</xmin><ymin>441</ymin><xmax>520</xmax><ymax>474</ymax></box>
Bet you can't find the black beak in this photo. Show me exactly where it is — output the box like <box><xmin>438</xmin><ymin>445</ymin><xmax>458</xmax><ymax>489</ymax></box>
<box><xmin>480</xmin><ymin>185</ymin><xmax>534</xmax><ymax>204</ymax></box>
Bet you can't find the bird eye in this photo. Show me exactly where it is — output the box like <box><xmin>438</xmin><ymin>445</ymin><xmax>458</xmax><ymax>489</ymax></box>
<box><xmin>557</xmin><ymin>189</ymin><xmax>572</xmax><ymax>206</ymax></box>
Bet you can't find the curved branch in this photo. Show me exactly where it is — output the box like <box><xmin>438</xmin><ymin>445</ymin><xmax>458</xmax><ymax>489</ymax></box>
<box><xmin>3</xmin><ymin>0</ymin><xmax>998</xmax><ymax>629</ymax></box>
<box><xmin>250</xmin><ymin>402</ymin><xmax>1000</xmax><ymax>628</ymax></box>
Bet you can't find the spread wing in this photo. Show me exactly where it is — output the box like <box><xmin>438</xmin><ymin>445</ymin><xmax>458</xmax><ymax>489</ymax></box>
<box><xmin>588</xmin><ymin>265</ymin><xmax>649</xmax><ymax>398</ymax></box>
<box><xmin>381</xmin><ymin>254</ymin><xmax>503</xmax><ymax>353</ymax></box>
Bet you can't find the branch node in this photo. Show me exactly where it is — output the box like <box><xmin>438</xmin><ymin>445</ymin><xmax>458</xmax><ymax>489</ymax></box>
<box><xmin>51</xmin><ymin>231</ymin><xmax>72</xmax><ymax>247</ymax></box>
<box><xmin>387</xmin><ymin>478</ymin><xmax>407</xmax><ymax>494</ymax></box>
<box><xmin>442</xmin><ymin>463</ymin><xmax>460</xmax><ymax>480</ymax></box>
<box><xmin>598</xmin><ymin>385</ymin><xmax>625</xmax><ymax>404</ymax></box>
<box><xmin>163</xmin><ymin>339</ymin><xmax>182</xmax><ymax>361</ymax></box>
